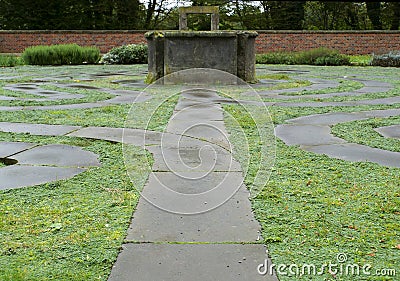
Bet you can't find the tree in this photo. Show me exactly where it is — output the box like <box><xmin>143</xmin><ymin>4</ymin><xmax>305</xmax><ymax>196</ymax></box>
<box><xmin>269</xmin><ymin>1</ymin><xmax>306</xmax><ymax>30</ymax></box>
<box><xmin>366</xmin><ymin>1</ymin><xmax>382</xmax><ymax>29</ymax></box>
<box><xmin>389</xmin><ymin>1</ymin><xmax>400</xmax><ymax>30</ymax></box>
<box><xmin>230</xmin><ymin>1</ymin><xmax>266</xmax><ymax>30</ymax></box>
<box><xmin>0</xmin><ymin>1</ymin><xmax>399</xmax><ymax>31</ymax></box>
<box><xmin>113</xmin><ymin>0</ymin><xmax>142</xmax><ymax>29</ymax></box>
<box><xmin>0</xmin><ymin>0</ymin><xmax>142</xmax><ymax>30</ymax></box>
<box><xmin>304</xmin><ymin>1</ymin><xmax>371</xmax><ymax>30</ymax></box>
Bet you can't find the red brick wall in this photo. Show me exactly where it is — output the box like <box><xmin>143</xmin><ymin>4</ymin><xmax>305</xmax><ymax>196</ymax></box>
<box><xmin>0</xmin><ymin>30</ymin><xmax>147</xmax><ymax>53</ymax></box>
<box><xmin>0</xmin><ymin>30</ymin><xmax>399</xmax><ymax>55</ymax></box>
<box><xmin>256</xmin><ymin>31</ymin><xmax>400</xmax><ymax>55</ymax></box>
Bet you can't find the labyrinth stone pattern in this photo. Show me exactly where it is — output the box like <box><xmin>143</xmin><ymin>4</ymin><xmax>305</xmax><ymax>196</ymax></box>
<box><xmin>0</xmin><ymin>65</ymin><xmax>399</xmax><ymax>281</ymax></box>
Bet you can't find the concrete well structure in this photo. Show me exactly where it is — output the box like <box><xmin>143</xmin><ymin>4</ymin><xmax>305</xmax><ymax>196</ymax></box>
<box><xmin>146</xmin><ymin>6</ymin><xmax>258</xmax><ymax>83</ymax></box>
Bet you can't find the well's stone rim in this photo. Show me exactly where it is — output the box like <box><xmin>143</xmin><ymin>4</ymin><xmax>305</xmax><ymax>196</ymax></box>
<box><xmin>145</xmin><ymin>30</ymin><xmax>258</xmax><ymax>38</ymax></box>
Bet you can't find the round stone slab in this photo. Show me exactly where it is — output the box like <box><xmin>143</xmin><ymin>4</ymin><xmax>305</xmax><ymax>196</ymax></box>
<box><xmin>0</xmin><ymin>142</ymin><xmax>36</xmax><ymax>158</ymax></box>
<box><xmin>0</xmin><ymin>166</ymin><xmax>85</xmax><ymax>190</ymax></box>
<box><xmin>12</xmin><ymin>144</ymin><xmax>101</xmax><ymax>167</ymax></box>
<box><xmin>0</xmin><ymin>142</ymin><xmax>101</xmax><ymax>190</ymax></box>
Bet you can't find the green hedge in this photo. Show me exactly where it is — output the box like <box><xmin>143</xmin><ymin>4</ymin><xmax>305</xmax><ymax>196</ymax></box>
<box><xmin>22</xmin><ymin>44</ymin><xmax>100</xmax><ymax>65</ymax></box>
<box><xmin>0</xmin><ymin>55</ymin><xmax>24</xmax><ymax>67</ymax></box>
<box><xmin>256</xmin><ymin>48</ymin><xmax>350</xmax><ymax>66</ymax></box>
<box><xmin>371</xmin><ymin>52</ymin><xmax>400</xmax><ymax>67</ymax></box>
<box><xmin>100</xmin><ymin>44</ymin><xmax>148</xmax><ymax>64</ymax></box>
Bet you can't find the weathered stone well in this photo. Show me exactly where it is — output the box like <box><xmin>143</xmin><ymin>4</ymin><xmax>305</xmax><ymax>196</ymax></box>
<box><xmin>146</xmin><ymin>7</ymin><xmax>258</xmax><ymax>83</ymax></box>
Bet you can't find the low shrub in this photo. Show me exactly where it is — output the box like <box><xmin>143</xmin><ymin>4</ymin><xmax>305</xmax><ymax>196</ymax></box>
<box><xmin>256</xmin><ymin>52</ymin><xmax>296</xmax><ymax>65</ymax></box>
<box><xmin>349</xmin><ymin>55</ymin><xmax>372</xmax><ymax>66</ymax></box>
<box><xmin>100</xmin><ymin>44</ymin><xmax>148</xmax><ymax>64</ymax></box>
<box><xmin>296</xmin><ymin>48</ymin><xmax>335</xmax><ymax>64</ymax></box>
<box><xmin>0</xmin><ymin>55</ymin><xmax>24</xmax><ymax>67</ymax></box>
<box><xmin>371</xmin><ymin>52</ymin><xmax>400</xmax><ymax>67</ymax></box>
<box><xmin>22</xmin><ymin>44</ymin><xmax>100</xmax><ymax>65</ymax></box>
<box><xmin>313</xmin><ymin>53</ymin><xmax>351</xmax><ymax>66</ymax></box>
<box><xmin>256</xmin><ymin>48</ymin><xmax>350</xmax><ymax>66</ymax></box>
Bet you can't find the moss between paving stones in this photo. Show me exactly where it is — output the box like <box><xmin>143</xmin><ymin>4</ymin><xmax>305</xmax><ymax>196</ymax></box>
<box><xmin>224</xmin><ymin>79</ymin><xmax>390</xmax><ymax>103</ymax></box>
<box><xmin>0</xmin><ymin>64</ymin><xmax>178</xmax><ymax>131</ymax></box>
<box><xmin>281</xmin><ymin>79</ymin><xmax>364</xmax><ymax>96</ymax></box>
<box><xmin>252</xmin><ymin>79</ymin><xmax>363</xmax><ymax>98</ymax></box>
<box><xmin>265</xmin><ymin>79</ymin><xmax>313</xmax><ymax>91</ymax></box>
<box><xmin>269</xmin><ymin>105</ymin><xmax>400</xmax><ymax>125</ymax></box>
<box><xmin>0</xmin><ymin>95</ymin><xmax>178</xmax><ymax>132</ymax></box>
<box><xmin>332</xmin><ymin>116</ymin><xmax>400</xmax><ymax>153</ymax></box>
<box><xmin>0</xmin><ymin>105</ymin><xmax>130</xmax><ymax>128</ymax></box>
<box><xmin>0</xmin><ymin>86</ymin><xmax>113</xmax><ymax>107</ymax></box>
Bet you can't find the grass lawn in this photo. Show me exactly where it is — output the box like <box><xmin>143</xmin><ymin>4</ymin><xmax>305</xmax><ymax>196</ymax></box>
<box><xmin>225</xmin><ymin>104</ymin><xmax>399</xmax><ymax>281</ymax></box>
<box><xmin>0</xmin><ymin>134</ymin><xmax>150</xmax><ymax>280</ymax></box>
<box><xmin>0</xmin><ymin>64</ymin><xmax>399</xmax><ymax>280</ymax></box>
<box><xmin>224</xmin><ymin>65</ymin><xmax>399</xmax><ymax>280</ymax></box>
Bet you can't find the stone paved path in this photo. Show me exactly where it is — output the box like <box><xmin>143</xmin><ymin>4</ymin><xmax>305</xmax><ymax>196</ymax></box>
<box><xmin>108</xmin><ymin>89</ymin><xmax>276</xmax><ymax>280</ymax></box>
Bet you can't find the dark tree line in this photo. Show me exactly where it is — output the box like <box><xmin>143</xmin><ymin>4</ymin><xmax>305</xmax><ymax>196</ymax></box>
<box><xmin>0</xmin><ymin>0</ymin><xmax>141</xmax><ymax>29</ymax></box>
<box><xmin>0</xmin><ymin>1</ymin><xmax>399</xmax><ymax>30</ymax></box>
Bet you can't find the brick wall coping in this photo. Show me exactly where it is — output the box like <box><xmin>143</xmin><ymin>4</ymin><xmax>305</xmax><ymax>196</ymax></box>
<box><xmin>256</xmin><ymin>30</ymin><xmax>400</xmax><ymax>34</ymax></box>
<box><xmin>0</xmin><ymin>30</ymin><xmax>148</xmax><ymax>34</ymax></box>
<box><xmin>0</xmin><ymin>29</ymin><xmax>399</xmax><ymax>34</ymax></box>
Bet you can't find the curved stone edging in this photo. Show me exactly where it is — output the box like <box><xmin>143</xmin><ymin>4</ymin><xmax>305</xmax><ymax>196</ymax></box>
<box><xmin>256</xmin><ymin>78</ymin><xmax>393</xmax><ymax>99</ymax></box>
<box><xmin>275</xmin><ymin>109</ymin><xmax>400</xmax><ymax>168</ymax></box>
<box><xmin>1</xmin><ymin>66</ymin><xmax>399</xmax><ymax>188</ymax></box>
<box><xmin>0</xmin><ymin>83</ymin><xmax>151</xmax><ymax>111</ymax></box>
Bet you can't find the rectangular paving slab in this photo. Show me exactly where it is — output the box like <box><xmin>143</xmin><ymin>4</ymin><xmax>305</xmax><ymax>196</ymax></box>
<box><xmin>111</xmin><ymin>91</ymin><xmax>270</xmax><ymax>280</ymax></box>
<box><xmin>126</xmin><ymin>183</ymin><xmax>261</xmax><ymax>242</ymax></box>
<box><xmin>147</xmin><ymin>145</ymin><xmax>242</xmax><ymax>172</ymax></box>
<box><xmin>108</xmin><ymin>243</ymin><xmax>278</xmax><ymax>281</ymax></box>
<box><xmin>147</xmin><ymin>171</ymin><xmax>240</xmax><ymax>194</ymax></box>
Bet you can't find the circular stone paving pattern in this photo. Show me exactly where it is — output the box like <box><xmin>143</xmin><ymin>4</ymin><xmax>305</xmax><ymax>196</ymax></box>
<box><xmin>0</xmin><ymin>65</ymin><xmax>399</xmax><ymax>190</ymax></box>
<box><xmin>0</xmin><ymin>67</ymin><xmax>150</xmax><ymax>111</ymax></box>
